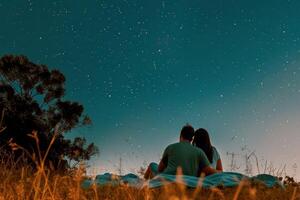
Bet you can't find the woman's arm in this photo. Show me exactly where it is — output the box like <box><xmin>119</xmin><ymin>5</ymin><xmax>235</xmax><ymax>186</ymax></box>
<box><xmin>216</xmin><ymin>159</ymin><xmax>223</xmax><ymax>172</ymax></box>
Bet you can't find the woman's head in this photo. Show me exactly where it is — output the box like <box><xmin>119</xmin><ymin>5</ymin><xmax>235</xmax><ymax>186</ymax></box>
<box><xmin>192</xmin><ymin>128</ymin><xmax>213</xmax><ymax>163</ymax></box>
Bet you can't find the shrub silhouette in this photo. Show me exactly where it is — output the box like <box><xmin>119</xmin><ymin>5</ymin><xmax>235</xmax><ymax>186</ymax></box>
<box><xmin>0</xmin><ymin>54</ymin><xmax>98</xmax><ymax>170</ymax></box>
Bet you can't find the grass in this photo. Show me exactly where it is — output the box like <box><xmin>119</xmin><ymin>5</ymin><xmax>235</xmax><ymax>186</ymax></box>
<box><xmin>0</xmin><ymin>156</ymin><xmax>299</xmax><ymax>200</ymax></box>
<box><xmin>0</xmin><ymin>146</ymin><xmax>299</xmax><ymax>199</ymax></box>
<box><xmin>0</xmin><ymin>124</ymin><xmax>299</xmax><ymax>199</ymax></box>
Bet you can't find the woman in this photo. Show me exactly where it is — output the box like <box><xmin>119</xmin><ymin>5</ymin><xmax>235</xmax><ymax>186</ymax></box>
<box><xmin>192</xmin><ymin>128</ymin><xmax>223</xmax><ymax>171</ymax></box>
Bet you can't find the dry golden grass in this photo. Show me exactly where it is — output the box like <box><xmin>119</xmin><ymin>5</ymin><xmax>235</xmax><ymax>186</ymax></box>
<box><xmin>0</xmin><ymin>126</ymin><xmax>299</xmax><ymax>199</ymax></box>
<box><xmin>0</xmin><ymin>159</ymin><xmax>299</xmax><ymax>200</ymax></box>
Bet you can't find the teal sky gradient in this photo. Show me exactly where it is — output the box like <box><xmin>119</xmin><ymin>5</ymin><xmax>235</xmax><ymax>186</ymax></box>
<box><xmin>1</xmin><ymin>0</ymin><xmax>300</xmax><ymax>177</ymax></box>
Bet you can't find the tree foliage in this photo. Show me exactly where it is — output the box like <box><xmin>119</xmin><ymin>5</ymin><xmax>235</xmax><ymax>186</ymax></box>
<box><xmin>0</xmin><ymin>55</ymin><xmax>98</xmax><ymax>170</ymax></box>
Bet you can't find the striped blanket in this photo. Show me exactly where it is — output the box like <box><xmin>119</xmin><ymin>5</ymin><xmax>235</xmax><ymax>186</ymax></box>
<box><xmin>82</xmin><ymin>172</ymin><xmax>283</xmax><ymax>189</ymax></box>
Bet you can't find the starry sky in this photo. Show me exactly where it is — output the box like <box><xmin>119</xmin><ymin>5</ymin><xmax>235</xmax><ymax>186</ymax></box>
<box><xmin>1</xmin><ymin>0</ymin><xmax>300</xmax><ymax>177</ymax></box>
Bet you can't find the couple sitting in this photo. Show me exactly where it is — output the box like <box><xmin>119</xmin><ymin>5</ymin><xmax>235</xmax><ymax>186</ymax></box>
<box><xmin>144</xmin><ymin>125</ymin><xmax>223</xmax><ymax>179</ymax></box>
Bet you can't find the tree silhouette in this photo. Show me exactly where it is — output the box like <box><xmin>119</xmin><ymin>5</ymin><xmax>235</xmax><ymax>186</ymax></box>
<box><xmin>0</xmin><ymin>55</ymin><xmax>98</xmax><ymax>170</ymax></box>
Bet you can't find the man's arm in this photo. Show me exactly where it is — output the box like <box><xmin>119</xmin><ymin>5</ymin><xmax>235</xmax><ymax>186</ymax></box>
<box><xmin>158</xmin><ymin>147</ymin><xmax>169</xmax><ymax>173</ymax></box>
<box><xmin>200</xmin><ymin>166</ymin><xmax>220</xmax><ymax>176</ymax></box>
<box><xmin>158</xmin><ymin>159</ymin><xmax>167</xmax><ymax>172</ymax></box>
<box><xmin>198</xmin><ymin>149</ymin><xmax>220</xmax><ymax>176</ymax></box>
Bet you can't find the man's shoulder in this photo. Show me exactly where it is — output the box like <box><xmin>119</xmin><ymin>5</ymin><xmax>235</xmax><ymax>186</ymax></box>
<box><xmin>166</xmin><ymin>142</ymin><xmax>180</xmax><ymax>149</ymax></box>
<box><xmin>165</xmin><ymin>142</ymin><xmax>188</xmax><ymax>151</ymax></box>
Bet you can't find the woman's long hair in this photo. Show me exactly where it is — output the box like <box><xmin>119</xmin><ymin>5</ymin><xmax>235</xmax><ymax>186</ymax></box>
<box><xmin>192</xmin><ymin>128</ymin><xmax>213</xmax><ymax>163</ymax></box>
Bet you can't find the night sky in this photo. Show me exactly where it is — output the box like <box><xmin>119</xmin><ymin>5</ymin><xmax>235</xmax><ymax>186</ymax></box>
<box><xmin>1</xmin><ymin>0</ymin><xmax>300</xmax><ymax>177</ymax></box>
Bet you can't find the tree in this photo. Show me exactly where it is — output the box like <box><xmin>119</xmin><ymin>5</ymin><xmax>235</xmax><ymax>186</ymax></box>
<box><xmin>0</xmin><ymin>54</ymin><xmax>98</xmax><ymax>170</ymax></box>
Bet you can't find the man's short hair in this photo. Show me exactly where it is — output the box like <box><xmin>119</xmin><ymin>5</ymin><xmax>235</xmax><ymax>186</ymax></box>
<box><xmin>180</xmin><ymin>124</ymin><xmax>195</xmax><ymax>141</ymax></box>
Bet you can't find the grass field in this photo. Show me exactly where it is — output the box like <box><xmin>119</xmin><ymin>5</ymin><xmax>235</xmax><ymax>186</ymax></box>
<box><xmin>0</xmin><ymin>129</ymin><xmax>298</xmax><ymax>199</ymax></box>
<box><xmin>0</xmin><ymin>160</ymin><xmax>299</xmax><ymax>200</ymax></box>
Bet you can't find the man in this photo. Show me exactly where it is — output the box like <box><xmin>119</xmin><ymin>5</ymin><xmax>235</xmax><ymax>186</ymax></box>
<box><xmin>144</xmin><ymin>124</ymin><xmax>218</xmax><ymax>179</ymax></box>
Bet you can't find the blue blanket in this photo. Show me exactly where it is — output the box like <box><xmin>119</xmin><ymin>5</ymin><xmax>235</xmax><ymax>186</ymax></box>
<box><xmin>82</xmin><ymin>172</ymin><xmax>283</xmax><ymax>189</ymax></box>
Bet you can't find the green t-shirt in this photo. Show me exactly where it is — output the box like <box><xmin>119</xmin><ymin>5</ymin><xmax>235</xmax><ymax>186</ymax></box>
<box><xmin>161</xmin><ymin>141</ymin><xmax>210</xmax><ymax>177</ymax></box>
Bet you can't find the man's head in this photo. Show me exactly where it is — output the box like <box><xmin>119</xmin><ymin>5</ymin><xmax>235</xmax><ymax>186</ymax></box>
<box><xmin>180</xmin><ymin>124</ymin><xmax>195</xmax><ymax>142</ymax></box>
